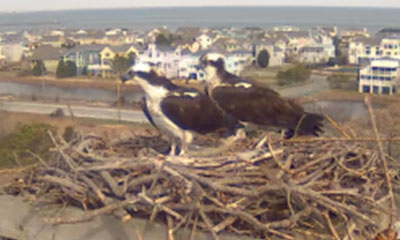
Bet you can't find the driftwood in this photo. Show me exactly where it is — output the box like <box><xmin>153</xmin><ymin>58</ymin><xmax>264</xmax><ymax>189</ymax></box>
<box><xmin>4</xmin><ymin>99</ymin><xmax>400</xmax><ymax>239</ymax></box>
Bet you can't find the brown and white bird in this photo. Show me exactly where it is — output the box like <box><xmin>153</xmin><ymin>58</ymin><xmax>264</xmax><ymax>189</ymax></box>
<box><xmin>122</xmin><ymin>62</ymin><xmax>242</xmax><ymax>155</ymax></box>
<box><xmin>200</xmin><ymin>53</ymin><xmax>324</xmax><ymax>138</ymax></box>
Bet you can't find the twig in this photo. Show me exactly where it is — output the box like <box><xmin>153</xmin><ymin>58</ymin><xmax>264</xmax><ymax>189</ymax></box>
<box><xmin>45</xmin><ymin>197</ymin><xmax>139</xmax><ymax>224</ymax></box>
<box><xmin>365</xmin><ymin>95</ymin><xmax>396</xmax><ymax>224</ymax></box>
<box><xmin>323</xmin><ymin>211</ymin><xmax>341</xmax><ymax>240</ymax></box>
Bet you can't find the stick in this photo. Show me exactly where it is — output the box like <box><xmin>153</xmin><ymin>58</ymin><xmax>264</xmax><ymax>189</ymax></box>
<box><xmin>365</xmin><ymin>95</ymin><xmax>396</xmax><ymax>224</ymax></box>
<box><xmin>45</xmin><ymin>197</ymin><xmax>139</xmax><ymax>224</ymax></box>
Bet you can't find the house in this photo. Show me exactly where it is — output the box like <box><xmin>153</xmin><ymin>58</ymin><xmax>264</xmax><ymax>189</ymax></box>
<box><xmin>172</xmin><ymin>38</ymin><xmax>200</xmax><ymax>53</ymax></box>
<box><xmin>195</xmin><ymin>33</ymin><xmax>218</xmax><ymax>50</ymax></box>
<box><xmin>348</xmin><ymin>37</ymin><xmax>382</xmax><ymax>65</ymax></box>
<box><xmin>179</xmin><ymin>50</ymin><xmax>207</xmax><ymax>81</ymax></box>
<box><xmin>273</xmin><ymin>26</ymin><xmax>300</xmax><ymax>32</ymax></box>
<box><xmin>298</xmin><ymin>46</ymin><xmax>333</xmax><ymax>64</ymax></box>
<box><xmin>358</xmin><ymin>58</ymin><xmax>400</xmax><ymax>95</ymax></box>
<box><xmin>212</xmin><ymin>38</ymin><xmax>244</xmax><ymax>52</ymax></box>
<box><xmin>298</xmin><ymin>35</ymin><xmax>335</xmax><ymax>64</ymax></box>
<box><xmin>38</xmin><ymin>35</ymin><xmax>64</xmax><ymax>48</ymax></box>
<box><xmin>175</xmin><ymin>27</ymin><xmax>202</xmax><ymax>40</ymax></box>
<box><xmin>253</xmin><ymin>40</ymin><xmax>285</xmax><ymax>67</ymax></box>
<box><xmin>178</xmin><ymin>49</ymin><xmax>252</xmax><ymax>80</ymax></box>
<box><xmin>31</xmin><ymin>45</ymin><xmax>66</xmax><ymax>73</ymax></box>
<box><xmin>341</xmin><ymin>28</ymin><xmax>370</xmax><ymax>49</ymax></box>
<box><xmin>225</xmin><ymin>50</ymin><xmax>253</xmax><ymax>75</ymax></box>
<box><xmin>318</xmin><ymin>26</ymin><xmax>338</xmax><ymax>38</ymax></box>
<box><xmin>1</xmin><ymin>41</ymin><xmax>24</xmax><ymax>63</ymax></box>
<box><xmin>342</xmin><ymin>28</ymin><xmax>370</xmax><ymax>39</ymax></box>
<box><xmin>136</xmin><ymin>43</ymin><xmax>181</xmax><ymax>78</ymax></box>
<box><xmin>63</xmin><ymin>45</ymin><xmax>109</xmax><ymax>77</ymax></box>
<box><xmin>380</xmin><ymin>36</ymin><xmax>400</xmax><ymax>58</ymax></box>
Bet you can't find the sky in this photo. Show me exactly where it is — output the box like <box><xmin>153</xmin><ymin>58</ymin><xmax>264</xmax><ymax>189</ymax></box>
<box><xmin>2</xmin><ymin>0</ymin><xmax>400</xmax><ymax>12</ymax></box>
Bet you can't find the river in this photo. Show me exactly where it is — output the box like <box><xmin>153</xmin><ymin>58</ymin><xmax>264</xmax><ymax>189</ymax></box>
<box><xmin>0</xmin><ymin>81</ymin><xmax>144</xmax><ymax>103</ymax></box>
<box><xmin>0</xmin><ymin>81</ymin><xmax>381</xmax><ymax>123</ymax></box>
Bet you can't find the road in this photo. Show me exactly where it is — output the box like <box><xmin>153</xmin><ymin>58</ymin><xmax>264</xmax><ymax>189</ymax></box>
<box><xmin>279</xmin><ymin>74</ymin><xmax>329</xmax><ymax>98</ymax></box>
<box><xmin>0</xmin><ymin>101</ymin><xmax>147</xmax><ymax>123</ymax></box>
<box><xmin>0</xmin><ymin>74</ymin><xmax>328</xmax><ymax>123</ymax></box>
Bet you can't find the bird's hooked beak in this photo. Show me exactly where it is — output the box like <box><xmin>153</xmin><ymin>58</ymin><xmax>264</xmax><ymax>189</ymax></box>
<box><xmin>120</xmin><ymin>70</ymin><xmax>136</xmax><ymax>85</ymax></box>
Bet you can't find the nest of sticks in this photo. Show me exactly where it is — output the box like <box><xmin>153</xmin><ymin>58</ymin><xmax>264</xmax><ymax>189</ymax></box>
<box><xmin>5</xmin><ymin>97</ymin><xmax>400</xmax><ymax>240</ymax></box>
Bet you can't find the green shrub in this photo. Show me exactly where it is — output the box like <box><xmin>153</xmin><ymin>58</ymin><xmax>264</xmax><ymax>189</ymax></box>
<box><xmin>0</xmin><ymin>123</ymin><xmax>55</xmax><ymax>168</ymax></box>
<box><xmin>276</xmin><ymin>64</ymin><xmax>311</xmax><ymax>86</ymax></box>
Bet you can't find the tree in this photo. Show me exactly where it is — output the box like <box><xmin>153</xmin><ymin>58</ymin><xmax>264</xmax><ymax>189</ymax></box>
<box><xmin>112</xmin><ymin>55</ymin><xmax>131</xmax><ymax>76</ymax></box>
<box><xmin>65</xmin><ymin>61</ymin><xmax>77</xmax><ymax>77</ymax></box>
<box><xmin>276</xmin><ymin>64</ymin><xmax>311</xmax><ymax>86</ymax></box>
<box><xmin>156</xmin><ymin>33</ymin><xmax>175</xmax><ymax>46</ymax></box>
<box><xmin>257</xmin><ymin>50</ymin><xmax>270</xmax><ymax>68</ymax></box>
<box><xmin>56</xmin><ymin>60</ymin><xmax>77</xmax><ymax>78</ymax></box>
<box><xmin>56</xmin><ymin>60</ymin><xmax>66</xmax><ymax>78</ymax></box>
<box><xmin>32</xmin><ymin>60</ymin><xmax>46</xmax><ymax>76</ymax></box>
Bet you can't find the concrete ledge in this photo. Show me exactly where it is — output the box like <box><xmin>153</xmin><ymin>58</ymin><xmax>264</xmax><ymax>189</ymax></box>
<box><xmin>0</xmin><ymin>195</ymin><xmax>253</xmax><ymax>240</ymax></box>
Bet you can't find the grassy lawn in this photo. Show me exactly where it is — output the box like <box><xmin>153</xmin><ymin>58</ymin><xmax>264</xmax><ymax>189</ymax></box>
<box><xmin>240</xmin><ymin>64</ymin><xmax>294</xmax><ymax>87</ymax></box>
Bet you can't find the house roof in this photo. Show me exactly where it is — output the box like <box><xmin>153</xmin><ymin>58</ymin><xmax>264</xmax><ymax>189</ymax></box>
<box><xmin>65</xmin><ymin>44</ymin><xmax>108</xmax><ymax>55</ymax></box>
<box><xmin>353</xmin><ymin>37</ymin><xmax>382</xmax><ymax>46</ymax></box>
<box><xmin>300</xmin><ymin>46</ymin><xmax>325</xmax><ymax>52</ymax></box>
<box><xmin>40</xmin><ymin>35</ymin><xmax>61</xmax><ymax>42</ymax></box>
<box><xmin>31</xmin><ymin>45</ymin><xmax>66</xmax><ymax>60</ymax></box>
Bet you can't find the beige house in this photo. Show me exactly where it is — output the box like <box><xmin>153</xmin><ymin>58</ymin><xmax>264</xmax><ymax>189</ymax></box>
<box><xmin>31</xmin><ymin>45</ymin><xmax>66</xmax><ymax>73</ymax></box>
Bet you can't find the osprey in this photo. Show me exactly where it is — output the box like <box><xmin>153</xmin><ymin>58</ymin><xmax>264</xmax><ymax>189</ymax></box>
<box><xmin>200</xmin><ymin>53</ymin><xmax>324</xmax><ymax>137</ymax></box>
<box><xmin>121</xmin><ymin>63</ymin><xmax>241</xmax><ymax>155</ymax></box>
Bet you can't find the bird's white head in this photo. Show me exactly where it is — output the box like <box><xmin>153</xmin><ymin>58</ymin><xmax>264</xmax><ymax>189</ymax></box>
<box><xmin>199</xmin><ymin>52</ymin><xmax>226</xmax><ymax>86</ymax></box>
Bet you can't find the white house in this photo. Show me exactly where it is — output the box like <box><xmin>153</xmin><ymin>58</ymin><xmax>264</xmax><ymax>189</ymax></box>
<box><xmin>298</xmin><ymin>44</ymin><xmax>335</xmax><ymax>64</ymax></box>
<box><xmin>225</xmin><ymin>50</ymin><xmax>253</xmax><ymax>75</ymax></box>
<box><xmin>348</xmin><ymin>37</ymin><xmax>383</xmax><ymax>65</ymax></box>
<box><xmin>1</xmin><ymin>42</ymin><xmax>24</xmax><ymax>62</ymax></box>
<box><xmin>358</xmin><ymin>58</ymin><xmax>400</xmax><ymax>95</ymax></box>
<box><xmin>195</xmin><ymin>33</ymin><xmax>217</xmax><ymax>50</ymax></box>
<box><xmin>178</xmin><ymin>50</ymin><xmax>207</xmax><ymax>81</ymax></box>
<box><xmin>136</xmin><ymin>43</ymin><xmax>181</xmax><ymax>78</ymax></box>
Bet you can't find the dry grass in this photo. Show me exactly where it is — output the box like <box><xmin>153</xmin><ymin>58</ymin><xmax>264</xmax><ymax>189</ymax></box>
<box><xmin>241</xmin><ymin>64</ymin><xmax>294</xmax><ymax>87</ymax></box>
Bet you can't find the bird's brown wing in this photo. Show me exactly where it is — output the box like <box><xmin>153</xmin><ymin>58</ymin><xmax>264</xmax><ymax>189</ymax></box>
<box><xmin>161</xmin><ymin>90</ymin><xmax>239</xmax><ymax>134</ymax></box>
<box><xmin>211</xmin><ymin>84</ymin><xmax>305</xmax><ymax>129</ymax></box>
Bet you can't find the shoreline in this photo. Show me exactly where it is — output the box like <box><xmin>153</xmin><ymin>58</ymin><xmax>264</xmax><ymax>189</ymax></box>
<box><xmin>0</xmin><ymin>73</ymin><xmax>143</xmax><ymax>92</ymax></box>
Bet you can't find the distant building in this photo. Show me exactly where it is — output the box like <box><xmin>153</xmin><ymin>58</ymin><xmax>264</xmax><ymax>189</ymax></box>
<box><xmin>31</xmin><ymin>45</ymin><xmax>66</xmax><ymax>73</ymax></box>
<box><xmin>348</xmin><ymin>37</ymin><xmax>382</xmax><ymax>65</ymax></box>
<box><xmin>358</xmin><ymin>58</ymin><xmax>400</xmax><ymax>95</ymax></box>
<box><xmin>273</xmin><ymin>26</ymin><xmax>300</xmax><ymax>32</ymax></box>
<box><xmin>136</xmin><ymin>43</ymin><xmax>181</xmax><ymax>78</ymax></box>
<box><xmin>253</xmin><ymin>41</ymin><xmax>285</xmax><ymax>67</ymax></box>
<box><xmin>1</xmin><ymin>42</ymin><xmax>24</xmax><ymax>62</ymax></box>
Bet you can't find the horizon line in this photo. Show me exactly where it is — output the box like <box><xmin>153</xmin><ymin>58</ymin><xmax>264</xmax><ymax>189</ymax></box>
<box><xmin>2</xmin><ymin>5</ymin><xmax>400</xmax><ymax>14</ymax></box>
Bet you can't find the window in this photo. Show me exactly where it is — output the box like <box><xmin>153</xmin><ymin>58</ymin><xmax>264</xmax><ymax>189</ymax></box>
<box><xmin>379</xmin><ymin>76</ymin><xmax>384</xmax><ymax>80</ymax></box>
<box><xmin>367</xmin><ymin>76</ymin><xmax>372</xmax><ymax>80</ymax></box>
<box><xmin>386</xmin><ymin>77</ymin><xmax>392</xmax><ymax>81</ymax></box>
<box><xmin>103</xmin><ymin>59</ymin><xmax>111</xmax><ymax>65</ymax></box>
<box><xmin>373</xmin><ymin>76</ymin><xmax>378</xmax><ymax>80</ymax></box>
<box><xmin>366</xmin><ymin>50</ymin><xmax>371</xmax><ymax>55</ymax></box>
<box><xmin>389</xmin><ymin>45</ymin><xmax>393</xmax><ymax>49</ymax></box>
<box><xmin>105</xmin><ymin>53</ymin><xmax>110</xmax><ymax>57</ymax></box>
<box><xmin>382</xmin><ymin>87</ymin><xmax>391</xmax><ymax>94</ymax></box>
<box><xmin>373</xmin><ymin>86</ymin><xmax>379</xmax><ymax>93</ymax></box>
<box><xmin>362</xmin><ymin>85</ymin><xmax>370</xmax><ymax>93</ymax></box>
